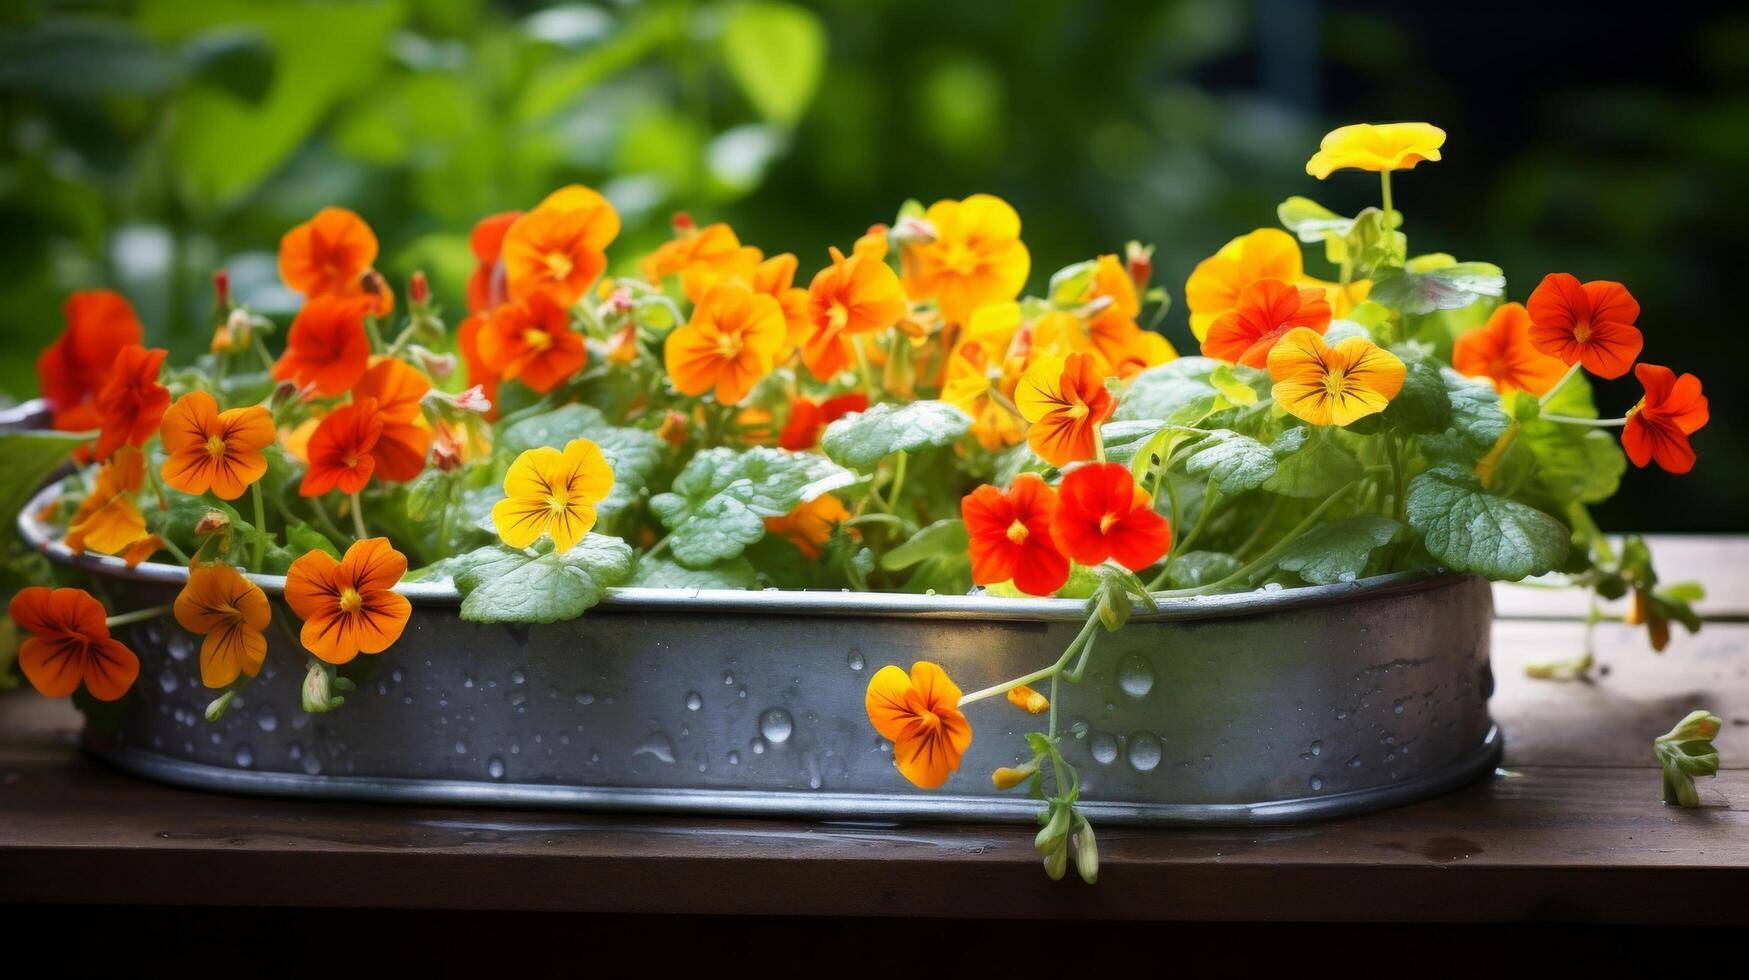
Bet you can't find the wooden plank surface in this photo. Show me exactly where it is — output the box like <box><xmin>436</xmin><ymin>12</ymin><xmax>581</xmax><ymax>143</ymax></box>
<box><xmin>1</xmin><ymin>536</ymin><xmax>1746</xmax><ymax>922</ymax></box>
<box><xmin>1491</xmin><ymin>535</ymin><xmax>1747</xmax><ymax>620</ymax></box>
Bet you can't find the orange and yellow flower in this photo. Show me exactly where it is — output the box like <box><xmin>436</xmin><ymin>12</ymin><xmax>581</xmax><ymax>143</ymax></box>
<box><xmin>353</xmin><ymin>358</ymin><xmax>432</xmax><ymax>482</ymax></box>
<box><xmin>752</xmin><ymin>252</ymin><xmax>813</xmax><ymax>354</ymax></box>
<box><xmin>299</xmin><ymin>399</ymin><xmax>384</xmax><ymax>497</ymax></box>
<box><xmin>664</xmin><ymin>283</ymin><xmax>786</xmax><ymax>404</ymax></box>
<box><xmin>803</xmin><ymin>244</ymin><xmax>907</xmax><ymax>380</ymax></box>
<box><xmin>1202</xmin><ymin>277</ymin><xmax>1332</xmax><ymax>368</ymax></box>
<box><xmin>962</xmin><ymin>474</ymin><xmax>1069</xmax><ymax>596</ymax></box>
<box><xmin>9</xmin><ymin>587</ymin><xmax>139</xmax><ymax>701</ymax></box>
<box><xmin>272</xmin><ymin>294</ymin><xmax>374</xmax><ymax>398</ymax></box>
<box><xmin>1267</xmin><ymin>327</ymin><xmax>1406</xmax><ymax>427</ymax></box>
<box><xmin>1015</xmin><ymin>352</ymin><xmax>1114</xmax><ymax>467</ymax></box>
<box><xmin>467</xmin><ymin>210</ymin><xmax>522</xmax><ymax>314</ymax></box>
<box><xmin>1622</xmin><ymin>364</ymin><xmax>1708</xmax><ymax>475</ymax></box>
<box><xmin>94</xmin><ymin>345</ymin><xmax>169</xmax><ymax>461</ymax></box>
<box><xmin>1526</xmin><ymin>272</ymin><xmax>1643</xmax><ymax>380</ymax></box>
<box><xmin>501</xmin><ymin>185</ymin><xmax>620</xmax><ymax>307</ymax></box>
<box><xmin>1452</xmin><ymin>302</ymin><xmax>1569</xmax><ymax>396</ymax></box>
<box><xmin>36</xmin><ymin>289</ymin><xmax>143</xmax><ymax>431</ymax></box>
<box><xmin>763</xmin><ymin>493</ymin><xmax>853</xmax><ymax>559</ymax></box>
<box><xmin>159</xmin><ymin>392</ymin><xmax>274</xmax><ymax>500</ymax></box>
<box><xmin>1184</xmin><ymin>228</ymin><xmax>1304</xmax><ymax>342</ymax></box>
<box><xmin>65</xmin><ymin>447</ymin><xmax>150</xmax><ymax>558</ymax></box>
<box><xmin>477</xmin><ymin>290</ymin><xmax>588</xmax><ymax>394</ymax></box>
<box><xmin>1306</xmin><ymin>122</ymin><xmax>1446</xmax><ymax>179</ymax></box>
<box><xmin>642</xmin><ymin>221</ymin><xmax>762</xmax><ymax>302</ymax></box>
<box><xmin>942</xmin><ymin>340</ymin><xmax>1024</xmax><ymax>450</ymax></box>
<box><xmin>279</xmin><ymin>206</ymin><xmax>381</xmax><ymax>300</ymax></box>
<box><xmin>490</xmin><ymin>438</ymin><xmax>615</xmax><ymax>552</ymax></box>
<box><xmin>174</xmin><ymin>562</ymin><xmax>272</xmax><ymax>689</ymax></box>
<box><xmin>865</xmin><ymin>661</ymin><xmax>972</xmax><ymax>789</ymax></box>
<box><xmin>285</xmin><ymin>537</ymin><xmax>413</xmax><ymax>665</ymax></box>
<box><xmin>1051</xmin><ymin>462</ymin><xmax>1173</xmax><ymax>571</ymax></box>
<box><xmin>900</xmin><ymin>194</ymin><xmax>1030</xmax><ymax>325</ymax></box>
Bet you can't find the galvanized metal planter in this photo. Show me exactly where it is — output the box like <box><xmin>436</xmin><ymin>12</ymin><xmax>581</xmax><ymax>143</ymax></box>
<box><xmin>18</xmin><ymin>485</ymin><xmax>1500</xmax><ymax>826</ymax></box>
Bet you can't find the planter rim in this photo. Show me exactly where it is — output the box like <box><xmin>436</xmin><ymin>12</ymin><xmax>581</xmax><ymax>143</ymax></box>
<box><xmin>20</xmin><ymin>478</ymin><xmax>1467</xmax><ymax>625</ymax></box>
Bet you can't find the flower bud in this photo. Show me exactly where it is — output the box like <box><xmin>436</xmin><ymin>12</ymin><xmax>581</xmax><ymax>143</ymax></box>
<box><xmin>1655</xmin><ymin>708</ymin><xmax>1722</xmax><ymax>807</ymax></box>
<box><xmin>992</xmin><ymin>760</ymin><xmax>1039</xmax><ymax>790</ymax></box>
<box><xmin>212</xmin><ymin>268</ymin><xmax>231</xmax><ymax>310</ymax></box>
<box><xmin>302</xmin><ymin>660</ymin><xmax>346</xmax><ymax>714</ymax></box>
<box><xmin>194</xmin><ymin>510</ymin><xmax>231</xmax><ymax>537</ymax></box>
<box><xmin>1042</xmin><ymin>839</ymin><xmax>1069</xmax><ymax>881</ymax></box>
<box><xmin>410</xmin><ymin>269</ymin><xmax>430</xmax><ymax>305</ymax></box>
<box><xmin>414</xmin><ymin>346</ymin><xmax>457</xmax><ymax>381</ymax></box>
<box><xmin>892</xmin><ymin>214</ymin><xmax>937</xmax><ymax>247</ymax></box>
<box><xmin>671</xmin><ymin>211</ymin><xmax>695</xmax><ymax>235</ymax></box>
<box><xmin>1125</xmin><ymin>240</ymin><xmax>1153</xmax><ymax>291</ymax></box>
<box><xmin>1006</xmin><ymin>685</ymin><xmax>1049</xmax><ymax>715</ymax></box>
<box><xmin>1035</xmin><ymin>803</ymin><xmax>1071</xmax><ymax>855</ymax></box>
<box><xmin>657</xmin><ymin>409</ymin><xmax>690</xmax><ymax>448</ymax></box>
<box><xmin>1072</xmin><ymin>821</ymin><xmax>1099</xmax><ymax>884</ymax></box>
<box><xmin>205</xmin><ymin>689</ymin><xmax>237</xmax><ymax>723</ymax></box>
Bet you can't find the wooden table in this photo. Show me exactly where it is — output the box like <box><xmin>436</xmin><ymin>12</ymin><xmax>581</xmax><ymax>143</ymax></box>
<box><xmin>2</xmin><ymin>536</ymin><xmax>1745</xmax><ymax>925</ymax></box>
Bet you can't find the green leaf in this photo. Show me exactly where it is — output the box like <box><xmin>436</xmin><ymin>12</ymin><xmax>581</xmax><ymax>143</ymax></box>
<box><xmin>1381</xmin><ymin>351</ymin><xmax>1451</xmax><ymax>435</ymax></box>
<box><xmin>1262</xmin><ymin>426</ymin><xmax>1362</xmax><ymax>498</ymax></box>
<box><xmin>1406</xmin><ymin>464</ymin><xmax>1569</xmax><ymax>580</ymax></box>
<box><xmin>649</xmin><ymin>447</ymin><xmax>854</xmax><ymax>568</ymax></box>
<box><xmin>1162</xmin><ymin>550</ymin><xmax>1242</xmax><ymax>589</ymax></box>
<box><xmin>262</xmin><ymin>522</ymin><xmax>343</xmax><ymax>575</ymax></box>
<box><xmin>720</xmin><ymin>1</ymin><xmax>826</xmax><ymax>126</ymax></box>
<box><xmin>881</xmin><ymin>519</ymin><xmax>972</xmax><ymax>595</ymax></box>
<box><xmin>629</xmin><ymin>555</ymin><xmax>758</xmax><ymax>590</ymax></box>
<box><xmin>1115</xmin><ymin>357</ymin><xmax>1226</xmax><ymax>423</ymax></box>
<box><xmin>1276</xmin><ymin>517</ymin><xmax>1400</xmax><ymax>585</ymax></box>
<box><xmin>1277</xmin><ymin>195</ymin><xmax>1356</xmax><ymax>244</ymax></box>
<box><xmin>498</xmin><ymin>404</ymin><xmax>664</xmax><ymax>521</ymax></box>
<box><xmin>451</xmin><ymin>536</ymin><xmax>635</xmax><ymax>624</ymax></box>
<box><xmin>1368</xmin><ymin>260</ymin><xmax>1506</xmax><ymax>316</ymax></box>
<box><xmin>1181</xmin><ymin>429</ymin><xmax>1277</xmax><ymax>495</ymax></box>
<box><xmin>821</xmin><ymin>401</ymin><xmax>971</xmax><ymax>470</ymax></box>
<box><xmin>0</xmin><ymin>431</ymin><xmax>86</xmax><ymax>554</ymax></box>
<box><xmin>1443</xmin><ymin>368</ymin><xmax>1510</xmax><ymax>450</ymax></box>
<box><xmin>1345</xmin><ymin>208</ymin><xmax>1407</xmax><ymax>279</ymax></box>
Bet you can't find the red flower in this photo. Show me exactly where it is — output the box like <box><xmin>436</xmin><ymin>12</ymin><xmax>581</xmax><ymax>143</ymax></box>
<box><xmin>94</xmin><ymin>345</ymin><xmax>170</xmax><ymax>460</ymax></box>
<box><xmin>467</xmin><ymin>210</ymin><xmax>522</xmax><ymax>314</ymax></box>
<box><xmin>272</xmin><ymin>295</ymin><xmax>373</xmax><ymax>398</ymax></box>
<box><xmin>9</xmin><ymin>586</ymin><xmax>138</xmax><ymax>701</ymax></box>
<box><xmin>962</xmin><ymin>474</ymin><xmax>1069</xmax><ymax>596</ymax></box>
<box><xmin>300</xmin><ymin>398</ymin><xmax>384</xmax><ymax>496</ymax></box>
<box><xmin>1201</xmin><ymin>277</ymin><xmax>1331</xmax><ymax>368</ymax></box>
<box><xmin>779</xmin><ymin>393</ymin><xmax>869</xmax><ymax>450</ymax></box>
<box><xmin>352</xmin><ymin>359</ymin><xmax>432</xmax><ymax>482</ymax></box>
<box><xmin>1622</xmin><ymin>364</ymin><xmax>1708</xmax><ymax>474</ymax></box>
<box><xmin>37</xmin><ymin>289</ymin><xmax>144</xmax><ymax>431</ymax></box>
<box><xmin>477</xmin><ymin>291</ymin><xmax>588</xmax><ymax>394</ymax></box>
<box><xmin>1526</xmin><ymin>273</ymin><xmax>1643</xmax><ymax>380</ymax></box>
<box><xmin>1051</xmin><ymin>462</ymin><xmax>1173</xmax><ymax>571</ymax></box>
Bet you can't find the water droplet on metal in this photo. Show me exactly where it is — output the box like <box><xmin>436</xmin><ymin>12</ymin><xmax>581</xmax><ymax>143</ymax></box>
<box><xmin>1117</xmin><ymin>654</ymin><xmax>1155</xmax><ymax>698</ymax></box>
<box><xmin>511</xmin><ymin>671</ymin><xmax>526</xmax><ymax>685</ymax></box>
<box><xmin>634</xmin><ymin>733</ymin><xmax>677</xmax><ymax>764</ymax></box>
<box><xmin>1310</xmin><ymin>775</ymin><xmax>1324</xmax><ymax>791</ymax></box>
<box><xmin>685</xmin><ymin>691</ymin><xmax>703</xmax><ymax>711</ymax></box>
<box><xmin>1089</xmin><ymin>733</ymin><xmax>1118</xmax><ymax>765</ymax></box>
<box><xmin>233</xmin><ymin>744</ymin><xmax>254</xmax><ymax>768</ymax></box>
<box><xmin>575</xmin><ymin>691</ymin><xmax>594</xmax><ymax>705</ymax></box>
<box><xmin>759</xmin><ymin>708</ymin><xmax>793</xmax><ymax>744</ymax></box>
<box><xmin>157</xmin><ymin>671</ymin><xmax>178</xmax><ymax>694</ymax></box>
<box><xmin>847</xmin><ymin>650</ymin><xmax>865</xmax><ymax>671</ymax></box>
<box><xmin>454</xmin><ymin>739</ymin><xmax>468</xmax><ymax>755</ymax></box>
<box><xmin>257</xmin><ymin>704</ymin><xmax>278</xmax><ymax>732</ymax></box>
<box><xmin>1309</xmin><ymin>739</ymin><xmax>1322</xmax><ymax>757</ymax></box>
<box><xmin>728</xmin><ymin>751</ymin><xmax>741</xmax><ymax>766</ymax></box>
<box><xmin>166</xmin><ymin>635</ymin><xmax>193</xmax><ymax>662</ymax></box>
<box><xmin>750</xmin><ymin>736</ymin><xmax>767</xmax><ymax>755</ymax></box>
<box><xmin>1348</xmin><ymin>755</ymin><xmax>1363</xmax><ymax>768</ymax></box>
<box><xmin>1126</xmin><ymin>731</ymin><xmax>1162</xmax><ymax>772</ymax></box>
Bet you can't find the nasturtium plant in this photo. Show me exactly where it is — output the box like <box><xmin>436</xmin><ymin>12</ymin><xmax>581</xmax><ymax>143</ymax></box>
<box><xmin>4</xmin><ymin>119</ymin><xmax>1713</xmax><ymax>885</ymax></box>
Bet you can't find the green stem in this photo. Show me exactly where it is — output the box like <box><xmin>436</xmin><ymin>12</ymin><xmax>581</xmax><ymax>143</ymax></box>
<box><xmin>1233</xmin><ymin>495</ymin><xmax>1284</xmax><ymax>560</ymax></box>
<box><xmin>1539</xmin><ymin>361</ymin><xmax>1583</xmax><ymax>408</ymax></box>
<box><xmin>308</xmin><ymin>497</ymin><xmax>349</xmax><ymax>545</ymax></box>
<box><xmin>348</xmin><ymin>491</ymin><xmax>368</xmax><ymax>540</ymax></box>
<box><xmin>1154</xmin><ymin>482</ymin><xmax>1357</xmax><ymax>598</ymax></box>
<box><xmin>959</xmin><ymin>611</ymin><xmax>1102</xmax><ymax>707</ymax></box>
<box><xmin>853</xmin><ymin>335</ymin><xmax>876</xmax><ymax>402</ymax></box>
<box><xmin>1145</xmin><ymin>480</ymin><xmax>1216</xmax><ymax>590</ymax></box>
<box><xmin>1542</xmin><ymin>414</ymin><xmax>1627</xmax><ymax>427</ymax></box>
<box><xmin>1380</xmin><ymin>169</ymin><xmax>1394</xmax><ymax>224</ymax></box>
<box><xmin>436</xmin><ymin>479</ymin><xmax>454</xmax><ymax>556</ymax></box>
<box><xmin>845</xmin><ymin>513</ymin><xmax>906</xmax><ymax>530</ymax></box>
<box><xmin>158</xmin><ymin>535</ymin><xmax>191</xmax><ymax>565</ymax></box>
<box><xmin>644</xmin><ymin>532</ymin><xmax>672</xmax><ymax>560</ymax></box>
<box><xmin>886</xmin><ymin>451</ymin><xmax>908</xmax><ymax>514</ymax></box>
<box><xmin>106</xmin><ymin>604</ymin><xmax>173</xmax><ymax>627</ymax></box>
<box><xmin>250</xmin><ymin>482</ymin><xmax>268</xmax><ymax>571</ymax></box>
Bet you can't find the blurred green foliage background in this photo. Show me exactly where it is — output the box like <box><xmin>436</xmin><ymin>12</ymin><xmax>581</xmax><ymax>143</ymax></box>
<box><xmin>2</xmin><ymin>0</ymin><xmax>1744</xmax><ymax>529</ymax></box>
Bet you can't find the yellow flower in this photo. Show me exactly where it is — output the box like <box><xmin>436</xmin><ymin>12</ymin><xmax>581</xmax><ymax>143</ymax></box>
<box><xmin>1267</xmin><ymin>327</ymin><xmax>1406</xmax><ymax>427</ymax></box>
<box><xmin>900</xmin><ymin>194</ymin><xmax>1030</xmax><ymax>325</ymax></box>
<box><xmin>1306</xmin><ymin>122</ymin><xmax>1446</xmax><ymax>179</ymax></box>
<box><xmin>491</xmin><ymin>438</ymin><xmax>615</xmax><ymax>552</ymax></box>
<box><xmin>942</xmin><ymin>302</ymin><xmax>1025</xmax><ymax>450</ymax></box>
<box><xmin>174</xmin><ymin>562</ymin><xmax>272</xmax><ymax>689</ymax></box>
<box><xmin>1184</xmin><ymin>228</ymin><xmax>1303</xmax><ymax>342</ymax></box>
<box><xmin>64</xmin><ymin>446</ymin><xmax>149</xmax><ymax>557</ymax></box>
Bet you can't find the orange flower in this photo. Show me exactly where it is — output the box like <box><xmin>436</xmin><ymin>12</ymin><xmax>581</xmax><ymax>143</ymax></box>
<box><xmin>1526</xmin><ymin>273</ymin><xmax>1643</xmax><ymax>380</ymax></box>
<box><xmin>1452</xmin><ymin>302</ymin><xmax>1570</xmax><ymax>396</ymax></box>
<box><xmin>1051</xmin><ymin>462</ymin><xmax>1173</xmax><ymax>571</ymax></box>
<box><xmin>778</xmin><ymin>393</ymin><xmax>868</xmax><ymax>451</ymax></box>
<box><xmin>665</xmin><ymin>283</ymin><xmax>786</xmax><ymax>404</ymax></box>
<box><xmin>962</xmin><ymin>474</ymin><xmax>1069</xmax><ymax>596</ymax></box>
<box><xmin>642</xmin><ymin>221</ymin><xmax>762</xmax><ymax>302</ymax></box>
<box><xmin>803</xmin><ymin>245</ymin><xmax>908</xmax><ymax>380</ymax></box>
<box><xmin>942</xmin><ymin>340</ymin><xmax>1024</xmax><ymax>450</ymax></box>
<box><xmin>1622</xmin><ymin>364</ymin><xmax>1708</xmax><ymax>474</ymax></box>
<box><xmin>284</xmin><ymin>537</ymin><xmax>413</xmax><ymax>665</ymax></box>
<box><xmin>467</xmin><ymin>210</ymin><xmax>522</xmax><ymax>314</ymax></box>
<box><xmin>501</xmin><ymin>185</ymin><xmax>621</xmax><ymax>307</ymax></box>
<box><xmin>865</xmin><ymin>661</ymin><xmax>973</xmax><ymax>789</ymax></box>
<box><xmin>1032</xmin><ymin>307</ymin><xmax>1176</xmax><ymax>380</ymax></box>
<box><xmin>353</xmin><ymin>359</ymin><xmax>432</xmax><ymax>482</ymax></box>
<box><xmin>1267</xmin><ymin>327</ymin><xmax>1406</xmax><ymax>427</ymax></box>
<box><xmin>1015</xmin><ymin>352</ymin><xmax>1115</xmax><ymax>467</ymax></box>
<box><xmin>1201</xmin><ymin>277</ymin><xmax>1332</xmax><ymax>368</ymax></box>
<box><xmin>1007</xmin><ymin>684</ymin><xmax>1049</xmax><ymax>714</ymax></box>
<box><xmin>159</xmin><ymin>392</ymin><xmax>274</xmax><ymax>500</ymax></box>
<box><xmin>9</xmin><ymin>587</ymin><xmax>138</xmax><ymax>701</ymax></box>
<box><xmin>752</xmin><ymin>252</ymin><xmax>813</xmax><ymax>354</ymax></box>
<box><xmin>279</xmin><ymin>207</ymin><xmax>382</xmax><ymax>307</ymax></box>
<box><xmin>455</xmin><ymin>313</ymin><xmax>497</xmax><ymax>409</ymax></box>
<box><xmin>1184</xmin><ymin>228</ymin><xmax>1302</xmax><ymax>342</ymax></box>
<box><xmin>36</xmin><ymin>289</ymin><xmax>144</xmax><ymax>431</ymax></box>
<box><xmin>900</xmin><ymin>194</ymin><xmax>1031</xmax><ymax>325</ymax></box>
<box><xmin>65</xmin><ymin>447</ymin><xmax>149</xmax><ymax>557</ymax></box>
<box><xmin>477</xmin><ymin>291</ymin><xmax>588</xmax><ymax>394</ymax></box>
<box><xmin>272</xmin><ymin>294</ymin><xmax>374</xmax><ymax>398</ymax></box>
<box><xmin>174</xmin><ymin>562</ymin><xmax>272</xmax><ymax>689</ymax></box>
<box><xmin>94</xmin><ymin>345</ymin><xmax>169</xmax><ymax>461</ymax></box>
<box><xmin>300</xmin><ymin>398</ymin><xmax>384</xmax><ymax>497</ymax></box>
<box><xmin>763</xmin><ymin>493</ymin><xmax>853</xmax><ymax>559</ymax></box>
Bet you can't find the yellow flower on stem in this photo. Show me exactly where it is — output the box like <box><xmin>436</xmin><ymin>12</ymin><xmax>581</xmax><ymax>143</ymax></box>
<box><xmin>1306</xmin><ymin>122</ymin><xmax>1446</xmax><ymax>179</ymax></box>
<box><xmin>1015</xmin><ymin>352</ymin><xmax>1114</xmax><ymax>466</ymax></box>
<box><xmin>865</xmin><ymin>661</ymin><xmax>973</xmax><ymax>789</ymax></box>
<box><xmin>1267</xmin><ymin>327</ymin><xmax>1406</xmax><ymax>427</ymax></box>
<box><xmin>174</xmin><ymin>562</ymin><xmax>272</xmax><ymax>689</ymax></box>
<box><xmin>490</xmin><ymin>438</ymin><xmax>615</xmax><ymax>552</ymax></box>
<box><xmin>900</xmin><ymin>194</ymin><xmax>1030</xmax><ymax>325</ymax></box>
